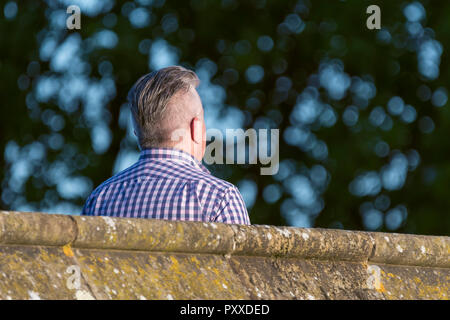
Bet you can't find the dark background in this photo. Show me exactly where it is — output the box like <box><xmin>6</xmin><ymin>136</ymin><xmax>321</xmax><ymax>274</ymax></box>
<box><xmin>1</xmin><ymin>0</ymin><xmax>449</xmax><ymax>235</ymax></box>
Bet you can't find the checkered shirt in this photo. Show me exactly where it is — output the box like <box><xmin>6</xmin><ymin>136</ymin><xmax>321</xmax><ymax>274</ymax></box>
<box><xmin>81</xmin><ymin>148</ymin><xmax>250</xmax><ymax>225</ymax></box>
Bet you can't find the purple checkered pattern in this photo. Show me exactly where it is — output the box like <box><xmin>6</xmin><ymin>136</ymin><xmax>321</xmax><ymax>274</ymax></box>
<box><xmin>81</xmin><ymin>148</ymin><xmax>250</xmax><ymax>225</ymax></box>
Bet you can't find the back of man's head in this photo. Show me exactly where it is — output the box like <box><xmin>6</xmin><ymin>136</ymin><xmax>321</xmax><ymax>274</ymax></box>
<box><xmin>127</xmin><ymin>66</ymin><xmax>200</xmax><ymax>149</ymax></box>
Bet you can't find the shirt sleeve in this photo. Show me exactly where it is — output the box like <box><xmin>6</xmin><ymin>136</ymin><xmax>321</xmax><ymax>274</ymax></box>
<box><xmin>212</xmin><ymin>186</ymin><xmax>251</xmax><ymax>225</ymax></box>
<box><xmin>80</xmin><ymin>194</ymin><xmax>93</xmax><ymax>216</ymax></box>
<box><xmin>81</xmin><ymin>191</ymin><xmax>99</xmax><ymax>216</ymax></box>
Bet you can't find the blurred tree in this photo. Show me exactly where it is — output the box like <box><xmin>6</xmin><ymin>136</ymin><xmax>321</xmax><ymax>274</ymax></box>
<box><xmin>1</xmin><ymin>0</ymin><xmax>449</xmax><ymax>235</ymax></box>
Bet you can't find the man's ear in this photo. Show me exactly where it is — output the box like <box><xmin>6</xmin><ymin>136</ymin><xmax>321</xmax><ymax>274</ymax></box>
<box><xmin>190</xmin><ymin>117</ymin><xmax>202</xmax><ymax>144</ymax></box>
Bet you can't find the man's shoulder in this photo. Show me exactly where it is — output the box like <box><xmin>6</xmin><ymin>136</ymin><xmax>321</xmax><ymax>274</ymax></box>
<box><xmin>87</xmin><ymin>161</ymin><xmax>142</xmax><ymax>197</ymax></box>
<box><xmin>191</xmin><ymin>169</ymin><xmax>238</xmax><ymax>195</ymax></box>
<box><xmin>155</xmin><ymin>159</ymin><xmax>238</xmax><ymax>194</ymax></box>
<box><xmin>86</xmin><ymin>160</ymin><xmax>238</xmax><ymax>198</ymax></box>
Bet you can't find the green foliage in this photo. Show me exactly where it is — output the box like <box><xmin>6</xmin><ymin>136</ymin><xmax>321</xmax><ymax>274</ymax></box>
<box><xmin>1</xmin><ymin>0</ymin><xmax>449</xmax><ymax>235</ymax></box>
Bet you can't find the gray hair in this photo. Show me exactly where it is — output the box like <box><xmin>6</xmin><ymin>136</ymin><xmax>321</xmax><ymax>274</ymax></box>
<box><xmin>127</xmin><ymin>66</ymin><xmax>199</xmax><ymax>149</ymax></box>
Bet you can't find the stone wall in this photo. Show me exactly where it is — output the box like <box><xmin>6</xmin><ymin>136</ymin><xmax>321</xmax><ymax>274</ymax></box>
<box><xmin>0</xmin><ymin>210</ymin><xmax>448</xmax><ymax>300</ymax></box>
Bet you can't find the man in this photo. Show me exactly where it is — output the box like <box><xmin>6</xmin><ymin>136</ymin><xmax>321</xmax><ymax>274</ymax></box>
<box><xmin>82</xmin><ymin>66</ymin><xmax>250</xmax><ymax>225</ymax></box>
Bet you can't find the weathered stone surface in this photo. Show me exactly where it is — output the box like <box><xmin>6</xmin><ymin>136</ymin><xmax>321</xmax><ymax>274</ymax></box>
<box><xmin>369</xmin><ymin>263</ymin><xmax>449</xmax><ymax>299</ymax></box>
<box><xmin>0</xmin><ymin>245</ymin><xmax>93</xmax><ymax>300</ymax></box>
<box><xmin>230</xmin><ymin>224</ymin><xmax>374</xmax><ymax>262</ymax></box>
<box><xmin>0</xmin><ymin>211</ymin><xmax>76</xmax><ymax>246</ymax></box>
<box><xmin>368</xmin><ymin>232</ymin><xmax>450</xmax><ymax>268</ymax></box>
<box><xmin>0</xmin><ymin>210</ymin><xmax>448</xmax><ymax>300</ymax></box>
<box><xmin>72</xmin><ymin>215</ymin><xmax>235</xmax><ymax>254</ymax></box>
<box><xmin>73</xmin><ymin>249</ymin><xmax>248</xmax><ymax>300</ymax></box>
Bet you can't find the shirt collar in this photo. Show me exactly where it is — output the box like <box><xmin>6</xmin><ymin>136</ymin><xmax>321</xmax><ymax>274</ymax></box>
<box><xmin>139</xmin><ymin>147</ymin><xmax>210</xmax><ymax>174</ymax></box>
